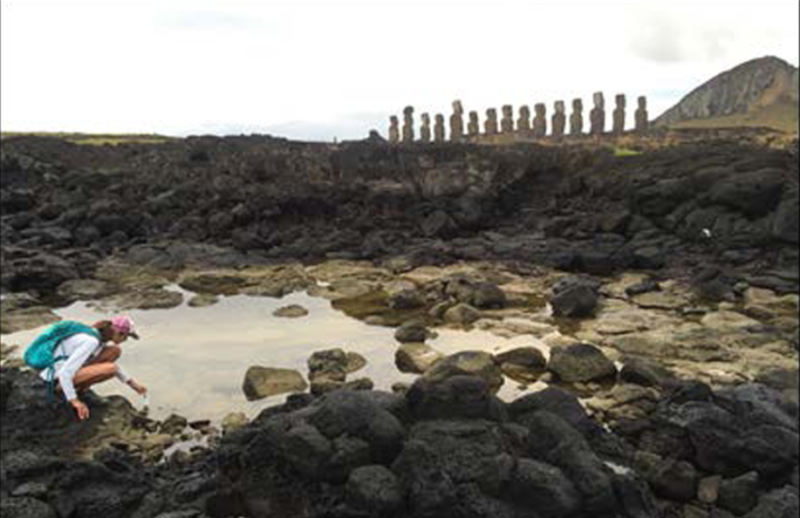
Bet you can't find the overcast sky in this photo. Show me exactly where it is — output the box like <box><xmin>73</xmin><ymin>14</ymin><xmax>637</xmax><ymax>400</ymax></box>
<box><xmin>1</xmin><ymin>0</ymin><xmax>798</xmax><ymax>141</ymax></box>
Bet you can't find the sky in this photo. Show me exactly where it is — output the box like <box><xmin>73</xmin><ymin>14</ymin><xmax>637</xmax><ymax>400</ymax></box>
<box><xmin>1</xmin><ymin>0</ymin><xmax>798</xmax><ymax>141</ymax></box>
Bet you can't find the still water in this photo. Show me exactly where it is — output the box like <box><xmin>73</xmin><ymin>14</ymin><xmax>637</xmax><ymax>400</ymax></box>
<box><xmin>3</xmin><ymin>287</ymin><xmax>546</xmax><ymax>423</ymax></box>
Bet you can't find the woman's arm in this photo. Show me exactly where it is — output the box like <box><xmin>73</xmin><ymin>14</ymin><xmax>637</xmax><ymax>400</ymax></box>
<box><xmin>56</xmin><ymin>334</ymin><xmax>100</xmax><ymax>402</ymax></box>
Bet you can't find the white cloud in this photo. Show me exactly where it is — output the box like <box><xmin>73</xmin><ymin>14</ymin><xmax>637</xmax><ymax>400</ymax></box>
<box><xmin>2</xmin><ymin>0</ymin><xmax>797</xmax><ymax>140</ymax></box>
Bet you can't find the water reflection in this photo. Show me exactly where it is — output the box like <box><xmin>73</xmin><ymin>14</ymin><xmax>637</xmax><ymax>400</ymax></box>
<box><xmin>3</xmin><ymin>288</ymin><xmax>547</xmax><ymax>423</ymax></box>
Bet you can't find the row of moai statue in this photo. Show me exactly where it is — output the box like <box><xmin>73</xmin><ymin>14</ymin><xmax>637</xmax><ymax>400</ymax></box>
<box><xmin>388</xmin><ymin>94</ymin><xmax>650</xmax><ymax>143</ymax></box>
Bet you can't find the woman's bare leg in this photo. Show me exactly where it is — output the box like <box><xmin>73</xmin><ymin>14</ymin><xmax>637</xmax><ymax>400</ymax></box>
<box><xmin>73</xmin><ymin>363</ymin><xmax>117</xmax><ymax>392</ymax></box>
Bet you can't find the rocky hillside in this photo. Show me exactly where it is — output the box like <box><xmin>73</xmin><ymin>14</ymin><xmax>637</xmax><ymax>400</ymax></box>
<box><xmin>655</xmin><ymin>56</ymin><xmax>799</xmax><ymax>133</ymax></box>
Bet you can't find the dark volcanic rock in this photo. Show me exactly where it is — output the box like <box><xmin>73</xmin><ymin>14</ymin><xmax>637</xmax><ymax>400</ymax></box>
<box><xmin>548</xmin><ymin>343</ymin><xmax>618</xmax><ymax>383</ymax></box>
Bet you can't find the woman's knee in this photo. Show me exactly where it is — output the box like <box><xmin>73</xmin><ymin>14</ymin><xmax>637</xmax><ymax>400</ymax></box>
<box><xmin>102</xmin><ymin>345</ymin><xmax>122</xmax><ymax>362</ymax></box>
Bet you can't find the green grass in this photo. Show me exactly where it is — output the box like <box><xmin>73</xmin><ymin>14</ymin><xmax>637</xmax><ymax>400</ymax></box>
<box><xmin>614</xmin><ymin>147</ymin><xmax>643</xmax><ymax>157</ymax></box>
<box><xmin>0</xmin><ymin>131</ymin><xmax>176</xmax><ymax>146</ymax></box>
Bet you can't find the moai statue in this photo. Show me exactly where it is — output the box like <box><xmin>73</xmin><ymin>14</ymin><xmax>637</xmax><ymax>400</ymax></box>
<box><xmin>532</xmin><ymin>103</ymin><xmax>547</xmax><ymax>138</ymax></box>
<box><xmin>612</xmin><ymin>94</ymin><xmax>626</xmax><ymax>135</ymax></box>
<box><xmin>467</xmin><ymin>111</ymin><xmax>480</xmax><ymax>136</ymax></box>
<box><xmin>517</xmin><ymin>105</ymin><xmax>531</xmax><ymax>132</ymax></box>
<box><xmin>635</xmin><ymin>96</ymin><xmax>649</xmax><ymax>133</ymax></box>
<box><xmin>434</xmin><ymin>114</ymin><xmax>446</xmax><ymax>142</ymax></box>
<box><xmin>590</xmin><ymin>92</ymin><xmax>605</xmax><ymax>136</ymax></box>
<box><xmin>484</xmin><ymin>108</ymin><xmax>499</xmax><ymax>135</ymax></box>
<box><xmin>551</xmin><ymin>101</ymin><xmax>566</xmax><ymax>138</ymax></box>
<box><xmin>388</xmin><ymin>115</ymin><xmax>400</xmax><ymax>144</ymax></box>
<box><xmin>450</xmin><ymin>100</ymin><xmax>465</xmax><ymax>142</ymax></box>
<box><xmin>501</xmin><ymin>105</ymin><xmax>515</xmax><ymax>133</ymax></box>
<box><xmin>570</xmin><ymin>98</ymin><xmax>584</xmax><ymax>135</ymax></box>
<box><xmin>420</xmin><ymin>113</ymin><xmax>432</xmax><ymax>143</ymax></box>
<box><xmin>402</xmin><ymin>106</ymin><xmax>415</xmax><ymax>143</ymax></box>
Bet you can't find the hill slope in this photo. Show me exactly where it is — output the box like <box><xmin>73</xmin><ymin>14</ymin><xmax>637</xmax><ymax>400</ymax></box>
<box><xmin>655</xmin><ymin>56</ymin><xmax>799</xmax><ymax>133</ymax></box>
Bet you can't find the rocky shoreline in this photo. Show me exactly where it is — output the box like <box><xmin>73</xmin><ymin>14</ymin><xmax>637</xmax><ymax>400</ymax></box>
<box><xmin>1</xmin><ymin>135</ymin><xmax>798</xmax><ymax>517</ymax></box>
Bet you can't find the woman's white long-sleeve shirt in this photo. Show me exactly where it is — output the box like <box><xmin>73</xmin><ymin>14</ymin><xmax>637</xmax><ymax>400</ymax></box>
<box><xmin>38</xmin><ymin>333</ymin><xmax>131</xmax><ymax>401</ymax></box>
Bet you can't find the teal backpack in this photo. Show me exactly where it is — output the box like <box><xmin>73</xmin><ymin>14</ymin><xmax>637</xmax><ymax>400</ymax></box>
<box><xmin>24</xmin><ymin>321</ymin><xmax>101</xmax><ymax>400</ymax></box>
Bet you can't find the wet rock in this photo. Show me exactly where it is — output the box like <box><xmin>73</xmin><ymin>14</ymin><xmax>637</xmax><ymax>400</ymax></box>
<box><xmin>345</xmin><ymin>352</ymin><xmax>368</xmax><ymax>374</ymax></box>
<box><xmin>551</xmin><ymin>284</ymin><xmax>599</xmax><ymax>318</ymax></box>
<box><xmin>178</xmin><ymin>272</ymin><xmax>248</xmax><ymax>296</ymax></box>
<box><xmin>109</xmin><ymin>288</ymin><xmax>184</xmax><ymax>310</ymax></box>
<box><xmin>308</xmin><ymin>348</ymin><xmax>349</xmax><ymax>375</ymax></box>
<box><xmin>243</xmin><ymin>366</ymin><xmax>308</xmax><ymax>401</ymax></box>
<box><xmin>394</xmin><ymin>321</ymin><xmax>430</xmax><ymax>343</ymax></box>
<box><xmin>495</xmin><ymin>346</ymin><xmax>548</xmax><ymax>382</ymax></box>
<box><xmin>442</xmin><ymin>303</ymin><xmax>481</xmax><ymax>325</ymax></box>
<box><xmin>395</xmin><ymin>342</ymin><xmax>443</xmax><ymax>374</ymax></box>
<box><xmin>387</xmin><ymin>288</ymin><xmax>425</xmax><ymax>310</ymax></box>
<box><xmin>423</xmin><ymin>351</ymin><xmax>504</xmax><ymax>393</ymax></box>
<box><xmin>56</xmin><ymin>279</ymin><xmax>117</xmax><ymax>301</ymax></box>
<box><xmin>272</xmin><ymin>304</ymin><xmax>309</xmax><ymax>318</ymax></box>
<box><xmin>548</xmin><ymin>343</ymin><xmax>617</xmax><ymax>383</ymax></box>
<box><xmin>221</xmin><ymin>412</ymin><xmax>247</xmax><ymax>433</ymax></box>
<box><xmin>160</xmin><ymin>414</ymin><xmax>188</xmax><ymax>436</ymax></box>
<box><xmin>187</xmin><ymin>294</ymin><xmax>218</xmax><ymax>308</ymax></box>
<box><xmin>346</xmin><ymin>465</ymin><xmax>404</xmax><ymax>515</ymax></box>
<box><xmin>470</xmin><ymin>282</ymin><xmax>507</xmax><ymax>309</ymax></box>
<box><xmin>625</xmin><ymin>277</ymin><xmax>661</xmax><ymax>298</ymax></box>
<box><xmin>0</xmin><ymin>307</ymin><xmax>60</xmax><ymax>334</ymax></box>
<box><xmin>620</xmin><ymin>358</ymin><xmax>676</xmax><ymax>388</ymax></box>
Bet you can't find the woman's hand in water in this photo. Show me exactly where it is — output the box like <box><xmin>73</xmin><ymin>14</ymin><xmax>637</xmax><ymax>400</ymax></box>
<box><xmin>128</xmin><ymin>379</ymin><xmax>148</xmax><ymax>396</ymax></box>
<box><xmin>70</xmin><ymin>399</ymin><xmax>90</xmax><ymax>420</ymax></box>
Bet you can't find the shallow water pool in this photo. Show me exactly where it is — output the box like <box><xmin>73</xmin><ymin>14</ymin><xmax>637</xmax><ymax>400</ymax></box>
<box><xmin>3</xmin><ymin>288</ymin><xmax>547</xmax><ymax>423</ymax></box>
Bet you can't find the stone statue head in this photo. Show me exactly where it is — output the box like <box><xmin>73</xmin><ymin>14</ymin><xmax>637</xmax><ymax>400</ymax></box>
<box><xmin>535</xmin><ymin>103</ymin><xmax>546</xmax><ymax>116</ymax></box>
<box><xmin>615</xmin><ymin>94</ymin><xmax>626</xmax><ymax>108</ymax></box>
<box><xmin>573</xmin><ymin>98</ymin><xmax>583</xmax><ymax>111</ymax></box>
<box><xmin>390</xmin><ymin>115</ymin><xmax>399</xmax><ymax>125</ymax></box>
<box><xmin>469</xmin><ymin>111</ymin><xmax>479</xmax><ymax>122</ymax></box>
<box><xmin>452</xmin><ymin>100</ymin><xmax>464</xmax><ymax>114</ymax></box>
<box><xmin>593</xmin><ymin>92</ymin><xmax>604</xmax><ymax>109</ymax></box>
<box><xmin>435</xmin><ymin>114</ymin><xmax>445</xmax><ymax>124</ymax></box>
<box><xmin>403</xmin><ymin>106</ymin><xmax>414</xmax><ymax>117</ymax></box>
<box><xmin>487</xmin><ymin>108</ymin><xmax>497</xmax><ymax>119</ymax></box>
<box><xmin>502</xmin><ymin>105</ymin><xmax>513</xmax><ymax>117</ymax></box>
<box><xmin>638</xmin><ymin>96</ymin><xmax>647</xmax><ymax>109</ymax></box>
<box><xmin>421</xmin><ymin>113</ymin><xmax>431</xmax><ymax>124</ymax></box>
<box><xmin>555</xmin><ymin>101</ymin><xmax>565</xmax><ymax>114</ymax></box>
<box><xmin>520</xmin><ymin>105</ymin><xmax>531</xmax><ymax>117</ymax></box>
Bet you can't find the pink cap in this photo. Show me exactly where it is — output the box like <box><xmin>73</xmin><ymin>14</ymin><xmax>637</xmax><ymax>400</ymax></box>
<box><xmin>110</xmin><ymin>315</ymin><xmax>139</xmax><ymax>339</ymax></box>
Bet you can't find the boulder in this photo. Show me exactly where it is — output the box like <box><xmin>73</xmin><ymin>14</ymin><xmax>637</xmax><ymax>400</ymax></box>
<box><xmin>394</xmin><ymin>321</ymin><xmax>429</xmax><ymax>343</ymax></box>
<box><xmin>718</xmin><ymin>472</ymin><xmax>760</xmax><ymax>515</ymax></box>
<box><xmin>406</xmin><ymin>375</ymin><xmax>506</xmax><ymax>421</ymax></box>
<box><xmin>242</xmin><ymin>367</ymin><xmax>308</xmax><ymax>401</ymax></box>
<box><xmin>272</xmin><ymin>304</ymin><xmax>309</xmax><ymax>318</ymax></box>
<box><xmin>395</xmin><ymin>342</ymin><xmax>443</xmax><ymax>374</ymax></box>
<box><xmin>619</xmin><ymin>358</ymin><xmax>675</xmax><ymax>388</ymax></box>
<box><xmin>423</xmin><ymin>351</ymin><xmax>504</xmax><ymax>393</ymax></box>
<box><xmin>708</xmin><ymin>168</ymin><xmax>785</xmax><ymax>217</ymax></box>
<box><xmin>548</xmin><ymin>343</ymin><xmax>618</xmax><ymax>383</ymax></box>
<box><xmin>442</xmin><ymin>303</ymin><xmax>481</xmax><ymax>325</ymax></box>
<box><xmin>551</xmin><ymin>285</ymin><xmax>599</xmax><ymax>318</ymax></box>
<box><xmin>387</xmin><ymin>289</ymin><xmax>425</xmax><ymax>310</ymax></box>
